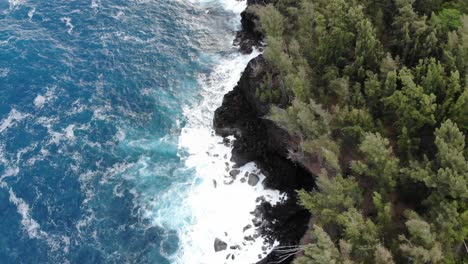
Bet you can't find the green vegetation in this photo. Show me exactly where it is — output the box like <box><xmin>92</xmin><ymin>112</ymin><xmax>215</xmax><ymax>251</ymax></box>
<box><xmin>255</xmin><ymin>0</ymin><xmax>468</xmax><ymax>262</ymax></box>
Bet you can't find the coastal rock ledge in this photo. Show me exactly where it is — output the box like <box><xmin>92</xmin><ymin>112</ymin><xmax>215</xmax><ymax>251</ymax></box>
<box><xmin>213</xmin><ymin>54</ymin><xmax>314</xmax><ymax>264</ymax></box>
<box><xmin>214</xmin><ymin>4</ymin><xmax>316</xmax><ymax>261</ymax></box>
<box><xmin>213</xmin><ymin>1</ymin><xmax>317</xmax><ymax>262</ymax></box>
<box><xmin>234</xmin><ymin>0</ymin><xmax>273</xmax><ymax>54</ymax></box>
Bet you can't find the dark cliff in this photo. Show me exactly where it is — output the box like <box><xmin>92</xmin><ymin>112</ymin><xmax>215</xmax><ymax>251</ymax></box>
<box><xmin>234</xmin><ymin>0</ymin><xmax>271</xmax><ymax>54</ymax></box>
<box><xmin>213</xmin><ymin>2</ymin><xmax>316</xmax><ymax>263</ymax></box>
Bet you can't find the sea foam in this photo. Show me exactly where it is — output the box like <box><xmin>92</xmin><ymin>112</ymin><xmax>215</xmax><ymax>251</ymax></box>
<box><xmin>0</xmin><ymin>109</ymin><xmax>28</xmax><ymax>133</ymax></box>
<box><xmin>8</xmin><ymin>188</ymin><xmax>47</xmax><ymax>240</ymax></box>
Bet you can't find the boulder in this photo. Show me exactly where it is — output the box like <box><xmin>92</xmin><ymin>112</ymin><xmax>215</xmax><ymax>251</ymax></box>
<box><xmin>229</xmin><ymin>169</ymin><xmax>240</xmax><ymax>178</ymax></box>
<box><xmin>214</xmin><ymin>238</ymin><xmax>227</xmax><ymax>252</ymax></box>
<box><xmin>248</xmin><ymin>173</ymin><xmax>260</xmax><ymax>186</ymax></box>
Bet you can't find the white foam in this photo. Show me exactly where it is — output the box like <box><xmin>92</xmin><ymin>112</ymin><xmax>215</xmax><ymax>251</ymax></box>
<box><xmin>0</xmin><ymin>109</ymin><xmax>28</xmax><ymax>133</ymax></box>
<box><xmin>8</xmin><ymin>188</ymin><xmax>47</xmax><ymax>239</ymax></box>
<box><xmin>0</xmin><ymin>68</ymin><xmax>10</xmax><ymax>77</ymax></box>
<box><xmin>194</xmin><ymin>0</ymin><xmax>247</xmax><ymax>14</ymax></box>
<box><xmin>91</xmin><ymin>0</ymin><xmax>100</xmax><ymax>8</ymax></box>
<box><xmin>6</xmin><ymin>188</ymin><xmax>71</xmax><ymax>257</ymax></box>
<box><xmin>215</xmin><ymin>0</ymin><xmax>247</xmax><ymax>13</ymax></box>
<box><xmin>64</xmin><ymin>124</ymin><xmax>75</xmax><ymax>140</ymax></box>
<box><xmin>61</xmin><ymin>17</ymin><xmax>74</xmax><ymax>34</ymax></box>
<box><xmin>28</xmin><ymin>7</ymin><xmax>35</xmax><ymax>20</ymax></box>
<box><xmin>8</xmin><ymin>0</ymin><xmax>26</xmax><ymax>9</ymax></box>
<box><xmin>34</xmin><ymin>95</ymin><xmax>46</xmax><ymax>108</ymax></box>
<box><xmin>1</xmin><ymin>166</ymin><xmax>19</xmax><ymax>181</ymax></box>
<box><xmin>33</xmin><ymin>87</ymin><xmax>57</xmax><ymax>109</ymax></box>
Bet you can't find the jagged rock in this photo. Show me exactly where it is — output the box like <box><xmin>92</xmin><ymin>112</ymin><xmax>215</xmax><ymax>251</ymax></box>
<box><xmin>229</xmin><ymin>169</ymin><xmax>240</xmax><ymax>178</ymax></box>
<box><xmin>248</xmin><ymin>173</ymin><xmax>259</xmax><ymax>186</ymax></box>
<box><xmin>252</xmin><ymin>218</ymin><xmax>262</xmax><ymax>227</ymax></box>
<box><xmin>240</xmin><ymin>178</ymin><xmax>246</xmax><ymax>183</ymax></box>
<box><xmin>251</xmin><ymin>207</ymin><xmax>262</xmax><ymax>218</ymax></box>
<box><xmin>244</xmin><ymin>235</ymin><xmax>255</xmax><ymax>242</ymax></box>
<box><xmin>214</xmin><ymin>238</ymin><xmax>227</xmax><ymax>252</ymax></box>
<box><xmin>230</xmin><ymin>245</ymin><xmax>241</xmax><ymax>250</ymax></box>
<box><xmin>243</xmin><ymin>224</ymin><xmax>252</xmax><ymax>232</ymax></box>
<box><xmin>212</xmin><ymin>1</ymin><xmax>317</xmax><ymax>263</ymax></box>
<box><xmin>234</xmin><ymin>1</ymin><xmax>274</xmax><ymax>54</ymax></box>
<box><xmin>222</xmin><ymin>137</ymin><xmax>231</xmax><ymax>146</ymax></box>
<box><xmin>224</xmin><ymin>179</ymin><xmax>234</xmax><ymax>185</ymax></box>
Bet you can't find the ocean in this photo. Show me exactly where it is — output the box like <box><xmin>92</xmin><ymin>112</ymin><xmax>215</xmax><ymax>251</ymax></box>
<box><xmin>0</xmin><ymin>0</ymin><xmax>282</xmax><ymax>263</ymax></box>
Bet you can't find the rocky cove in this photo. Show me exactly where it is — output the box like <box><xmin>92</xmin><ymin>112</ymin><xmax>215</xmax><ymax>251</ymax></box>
<box><xmin>213</xmin><ymin>1</ymin><xmax>317</xmax><ymax>263</ymax></box>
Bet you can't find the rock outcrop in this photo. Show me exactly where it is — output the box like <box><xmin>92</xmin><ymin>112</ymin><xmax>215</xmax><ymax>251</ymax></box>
<box><xmin>213</xmin><ymin>1</ymin><xmax>318</xmax><ymax>262</ymax></box>
<box><xmin>234</xmin><ymin>0</ymin><xmax>276</xmax><ymax>53</ymax></box>
<box><xmin>214</xmin><ymin>3</ymin><xmax>316</xmax><ymax>263</ymax></box>
<box><xmin>214</xmin><ymin>56</ymin><xmax>314</xmax><ymax>263</ymax></box>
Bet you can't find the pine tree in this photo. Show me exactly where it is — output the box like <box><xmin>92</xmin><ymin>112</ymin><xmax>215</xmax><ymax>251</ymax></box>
<box><xmin>352</xmin><ymin>132</ymin><xmax>400</xmax><ymax>193</ymax></box>
<box><xmin>421</xmin><ymin>58</ymin><xmax>446</xmax><ymax>99</ymax></box>
<box><xmin>294</xmin><ymin>225</ymin><xmax>340</xmax><ymax>264</ymax></box>
<box><xmin>354</xmin><ymin>19</ymin><xmax>383</xmax><ymax>79</ymax></box>
<box><xmin>433</xmin><ymin>119</ymin><xmax>468</xmax><ymax>199</ymax></box>
<box><xmin>255</xmin><ymin>4</ymin><xmax>285</xmax><ymax>38</ymax></box>
<box><xmin>384</xmin><ymin>67</ymin><xmax>437</xmax><ymax>137</ymax></box>
<box><xmin>404</xmin><ymin>120</ymin><xmax>468</xmax><ymax>200</ymax></box>
<box><xmin>298</xmin><ymin>173</ymin><xmax>362</xmax><ymax>226</ymax></box>
<box><xmin>450</xmin><ymin>87</ymin><xmax>468</xmax><ymax>131</ymax></box>
<box><xmin>374</xmin><ymin>244</ymin><xmax>395</xmax><ymax>264</ymax></box>
<box><xmin>399</xmin><ymin>214</ymin><xmax>444</xmax><ymax>263</ymax></box>
<box><xmin>334</xmin><ymin>107</ymin><xmax>375</xmax><ymax>144</ymax></box>
<box><xmin>337</xmin><ymin>208</ymin><xmax>380</xmax><ymax>261</ymax></box>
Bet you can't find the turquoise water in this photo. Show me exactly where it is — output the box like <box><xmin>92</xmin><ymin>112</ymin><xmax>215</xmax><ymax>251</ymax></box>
<box><xmin>0</xmin><ymin>0</ymin><xmax>243</xmax><ymax>263</ymax></box>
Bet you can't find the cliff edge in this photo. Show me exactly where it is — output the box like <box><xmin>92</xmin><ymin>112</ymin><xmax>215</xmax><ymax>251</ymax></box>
<box><xmin>213</xmin><ymin>1</ymin><xmax>316</xmax><ymax>263</ymax></box>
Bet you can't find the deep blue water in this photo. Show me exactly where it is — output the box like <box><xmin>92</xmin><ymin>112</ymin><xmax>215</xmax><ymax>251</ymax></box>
<box><xmin>0</xmin><ymin>0</ymin><xmax>240</xmax><ymax>263</ymax></box>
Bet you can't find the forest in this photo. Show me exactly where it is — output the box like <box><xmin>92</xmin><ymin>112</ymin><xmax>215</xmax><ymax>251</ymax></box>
<box><xmin>253</xmin><ymin>0</ymin><xmax>468</xmax><ymax>263</ymax></box>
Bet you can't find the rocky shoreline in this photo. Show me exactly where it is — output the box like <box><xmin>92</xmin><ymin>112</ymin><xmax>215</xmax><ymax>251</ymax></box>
<box><xmin>212</xmin><ymin>1</ymin><xmax>316</xmax><ymax>263</ymax></box>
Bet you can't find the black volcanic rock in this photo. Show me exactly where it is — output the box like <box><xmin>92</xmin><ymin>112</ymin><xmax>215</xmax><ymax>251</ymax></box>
<box><xmin>248</xmin><ymin>173</ymin><xmax>260</xmax><ymax>186</ymax></box>
<box><xmin>214</xmin><ymin>238</ymin><xmax>227</xmax><ymax>252</ymax></box>
<box><xmin>213</xmin><ymin>56</ymin><xmax>315</xmax><ymax>264</ymax></box>
<box><xmin>234</xmin><ymin>1</ymin><xmax>275</xmax><ymax>53</ymax></box>
<box><xmin>213</xmin><ymin>1</ymin><xmax>315</xmax><ymax>263</ymax></box>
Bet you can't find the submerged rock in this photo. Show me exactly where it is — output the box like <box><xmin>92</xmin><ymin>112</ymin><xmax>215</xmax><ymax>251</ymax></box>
<box><xmin>214</xmin><ymin>238</ymin><xmax>227</xmax><ymax>252</ymax></box>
